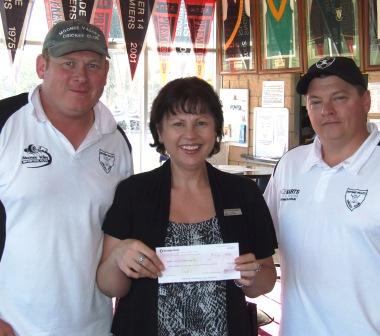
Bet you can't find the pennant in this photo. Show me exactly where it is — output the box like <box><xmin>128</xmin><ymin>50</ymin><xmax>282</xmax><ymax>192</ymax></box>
<box><xmin>44</xmin><ymin>0</ymin><xmax>65</xmax><ymax>29</ymax></box>
<box><xmin>118</xmin><ymin>0</ymin><xmax>155</xmax><ymax>80</ymax></box>
<box><xmin>175</xmin><ymin>0</ymin><xmax>191</xmax><ymax>54</ymax></box>
<box><xmin>92</xmin><ymin>0</ymin><xmax>114</xmax><ymax>43</ymax></box>
<box><xmin>62</xmin><ymin>0</ymin><xmax>97</xmax><ymax>22</ymax></box>
<box><xmin>0</xmin><ymin>0</ymin><xmax>34</xmax><ymax>62</ymax></box>
<box><xmin>152</xmin><ymin>0</ymin><xmax>181</xmax><ymax>83</ymax></box>
<box><xmin>184</xmin><ymin>0</ymin><xmax>215</xmax><ymax>77</ymax></box>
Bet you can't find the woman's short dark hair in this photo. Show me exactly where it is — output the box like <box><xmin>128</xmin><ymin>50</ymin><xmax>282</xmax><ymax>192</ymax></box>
<box><xmin>149</xmin><ymin>77</ymin><xmax>224</xmax><ymax>156</ymax></box>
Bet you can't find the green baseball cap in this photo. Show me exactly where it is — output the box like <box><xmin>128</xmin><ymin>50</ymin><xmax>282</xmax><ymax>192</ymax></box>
<box><xmin>42</xmin><ymin>20</ymin><xmax>110</xmax><ymax>58</ymax></box>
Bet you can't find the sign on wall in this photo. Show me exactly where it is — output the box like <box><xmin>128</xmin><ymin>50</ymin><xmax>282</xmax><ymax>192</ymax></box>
<box><xmin>254</xmin><ymin>107</ymin><xmax>288</xmax><ymax>158</ymax></box>
<box><xmin>220</xmin><ymin>88</ymin><xmax>249</xmax><ymax>146</ymax></box>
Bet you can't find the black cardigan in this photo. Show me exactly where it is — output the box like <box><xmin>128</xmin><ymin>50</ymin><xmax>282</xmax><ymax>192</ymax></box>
<box><xmin>103</xmin><ymin>160</ymin><xmax>277</xmax><ymax>336</ymax></box>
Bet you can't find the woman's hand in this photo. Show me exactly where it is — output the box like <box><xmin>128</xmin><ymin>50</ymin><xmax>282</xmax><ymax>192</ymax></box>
<box><xmin>234</xmin><ymin>253</ymin><xmax>263</xmax><ymax>287</ymax></box>
<box><xmin>112</xmin><ymin>239</ymin><xmax>165</xmax><ymax>279</ymax></box>
<box><xmin>97</xmin><ymin>235</ymin><xmax>166</xmax><ymax>298</ymax></box>
<box><xmin>234</xmin><ymin>253</ymin><xmax>276</xmax><ymax>297</ymax></box>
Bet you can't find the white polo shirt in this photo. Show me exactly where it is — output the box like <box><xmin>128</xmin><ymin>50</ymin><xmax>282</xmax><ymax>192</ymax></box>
<box><xmin>264</xmin><ymin>123</ymin><xmax>380</xmax><ymax>336</ymax></box>
<box><xmin>0</xmin><ymin>87</ymin><xmax>133</xmax><ymax>336</ymax></box>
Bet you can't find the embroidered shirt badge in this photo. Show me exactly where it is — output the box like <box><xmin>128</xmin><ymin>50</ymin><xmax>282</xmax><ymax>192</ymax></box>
<box><xmin>345</xmin><ymin>188</ymin><xmax>368</xmax><ymax>211</ymax></box>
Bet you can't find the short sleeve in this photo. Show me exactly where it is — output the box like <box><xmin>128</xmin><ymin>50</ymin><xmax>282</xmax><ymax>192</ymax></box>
<box><xmin>102</xmin><ymin>179</ymin><xmax>133</xmax><ymax>240</ymax></box>
<box><xmin>263</xmin><ymin>175</ymin><xmax>280</xmax><ymax>235</ymax></box>
<box><xmin>248</xmin><ymin>183</ymin><xmax>278</xmax><ymax>260</ymax></box>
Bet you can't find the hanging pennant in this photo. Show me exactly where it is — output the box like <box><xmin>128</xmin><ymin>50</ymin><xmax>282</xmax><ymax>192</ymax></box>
<box><xmin>62</xmin><ymin>0</ymin><xmax>97</xmax><ymax>22</ymax></box>
<box><xmin>92</xmin><ymin>0</ymin><xmax>114</xmax><ymax>43</ymax></box>
<box><xmin>175</xmin><ymin>0</ymin><xmax>191</xmax><ymax>54</ymax></box>
<box><xmin>0</xmin><ymin>0</ymin><xmax>34</xmax><ymax>62</ymax></box>
<box><xmin>117</xmin><ymin>0</ymin><xmax>155</xmax><ymax>80</ymax></box>
<box><xmin>184</xmin><ymin>0</ymin><xmax>215</xmax><ymax>77</ymax></box>
<box><xmin>44</xmin><ymin>0</ymin><xmax>65</xmax><ymax>29</ymax></box>
<box><xmin>152</xmin><ymin>0</ymin><xmax>181</xmax><ymax>83</ymax></box>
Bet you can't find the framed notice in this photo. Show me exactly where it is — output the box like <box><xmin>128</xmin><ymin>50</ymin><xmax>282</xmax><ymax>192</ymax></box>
<box><xmin>220</xmin><ymin>88</ymin><xmax>249</xmax><ymax>146</ymax></box>
<box><xmin>254</xmin><ymin>107</ymin><xmax>288</xmax><ymax>158</ymax></box>
<box><xmin>262</xmin><ymin>80</ymin><xmax>284</xmax><ymax>108</ymax></box>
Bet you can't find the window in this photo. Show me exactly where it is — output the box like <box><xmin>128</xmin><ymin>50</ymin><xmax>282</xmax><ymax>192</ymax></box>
<box><xmin>0</xmin><ymin>1</ymin><xmax>217</xmax><ymax>173</ymax></box>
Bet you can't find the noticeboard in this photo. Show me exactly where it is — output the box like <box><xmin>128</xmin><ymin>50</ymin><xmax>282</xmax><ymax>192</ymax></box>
<box><xmin>254</xmin><ymin>107</ymin><xmax>289</xmax><ymax>158</ymax></box>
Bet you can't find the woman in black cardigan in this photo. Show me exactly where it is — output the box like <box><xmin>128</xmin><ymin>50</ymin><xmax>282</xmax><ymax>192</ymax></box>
<box><xmin>97</xmin><ymin>77</ymin><xmax>277</xmax><ymax>336</ymax></box>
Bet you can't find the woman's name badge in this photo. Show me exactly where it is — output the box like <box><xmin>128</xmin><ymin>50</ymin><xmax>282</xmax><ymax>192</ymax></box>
<box><xmin>224</xmin><ymin>208</ymin><xmax>242</xmax><ymax>216</ymax></box>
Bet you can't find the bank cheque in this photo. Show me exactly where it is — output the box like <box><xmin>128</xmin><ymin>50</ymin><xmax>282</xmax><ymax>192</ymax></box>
<box><xmin>156</xmin><ymin>243</ymin><xmax>240</xmax><ymax>284</ymax></box>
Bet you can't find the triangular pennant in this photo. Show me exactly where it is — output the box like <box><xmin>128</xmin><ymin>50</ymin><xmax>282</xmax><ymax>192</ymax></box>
<box><xmin>184</xmin><ymin>0</ymin><xmax>215</xmax><ymax>77</ymax></box>
<box><xmin>62</xmin><ymin>0</ymin><xmax>97</xmax><ymax>22</ymax></box>
<box><xmin>44</xmin><ymin>0</ymin><xmax>65</xmax><ymax>29</ymax></box>
<box><xmin>92</xmin><ymin>0</ymin><xmax>114</xmax><ymax>44</ymax></box>
<box><xmin>0</xmin><ymin>0</ymin><xmax>33</xmax><ymax>62</ymax></box>
<box><xmin>152</xmin><ymin>0</ymin><xmax>181</xmax><ymax>83</ymax></box>
<box><xmin>117</xmin><ymin>0</ymin><xmax>155</xmax><ymax>80</ymax></box>
<box><xmin>175</xmin><ymin>0</ymin><xmax>191</xmax><ymax>54</ymax></box>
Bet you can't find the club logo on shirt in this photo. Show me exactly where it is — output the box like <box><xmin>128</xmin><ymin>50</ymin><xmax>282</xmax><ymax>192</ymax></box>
<box><xmin>99</xmin><ymin>149</ymin><xmax>115</xmax><ymax>174</ymax></box>
<box><xmin>21</xmin><ymin>144</ymin><xmax>52</xmax><ymax>168</ymax></box>
<box><xmin>345</xmin><ymin>188</ymin><xmax>368</xmax><ymax>211</ymax></box>
<box><xmin>280</xmin><ymin>188</ymin><xmax>300</xmax><ymax>201</ymax></box>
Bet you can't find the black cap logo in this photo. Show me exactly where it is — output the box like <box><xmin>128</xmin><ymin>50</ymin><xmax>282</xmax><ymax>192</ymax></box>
<box><xmin>316</xmin><ymin>57</ymin><xmax>336</xmax><ymax>69</ymax></box>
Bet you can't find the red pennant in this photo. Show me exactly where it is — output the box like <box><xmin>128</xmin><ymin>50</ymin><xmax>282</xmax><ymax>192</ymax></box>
<box><xmin>152</xmin><ymin>0</ymin><xmax>180</xmax><ymax>55</ymax></box>
<box><xmin>152</xmin><ymin>0</ymin><xmax>181</xmax><ymax>83</ymax></box>
<box><xmin>62</xmin><ymin>0</ymin><xmax>96</xmax><ymax>22</ymax></box>
<box><xmin>92</xmin><ymin>0</ymin><xmax>114</xmax><ymax>43</ymax></box>
<box><xmin>184</xmin><ymin>0</ymin><xmax>215</xmax><ymax>76</ymax></box>
<box><xmin>44</xmin><ymin>0</ymin><xmax>65</xmax><ymax>29</ymax></box>
<box><xmin>117</xmin><ymin>0</ymin><xmax>155</xmax><ymax>80</ymax></box>
<box><xmin>0</xmin><ymin>0</ymin><xmax>33</xmax><ymax>62</ymax></box>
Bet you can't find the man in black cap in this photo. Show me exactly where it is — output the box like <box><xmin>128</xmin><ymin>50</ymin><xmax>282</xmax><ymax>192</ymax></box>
<box><xmin>0</xmin><ymin>20</ymin><xmax>133</xmax><ymax>335</ymax></box>
<box><xmin>264</xmin><ymin>56</ymin><xmax>380</xmax><ymax>335</ymax></box>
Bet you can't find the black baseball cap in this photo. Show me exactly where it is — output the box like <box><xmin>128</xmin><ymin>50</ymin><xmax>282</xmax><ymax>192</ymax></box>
<box><xmin>296</xmin><ymin>57</ymin><xmax>367</xmax><ymax>94</ymax></box>
<box><xmin>42</xmin><ymin>20</ymin><xmax>110</xmax><ymax>58</ymax></box>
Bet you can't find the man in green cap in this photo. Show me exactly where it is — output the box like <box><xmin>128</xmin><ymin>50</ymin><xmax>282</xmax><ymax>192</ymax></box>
<box><xmin>0</xmin><ymin>20</ymin><xmax>133</xmax><ymax>336</ymax></box>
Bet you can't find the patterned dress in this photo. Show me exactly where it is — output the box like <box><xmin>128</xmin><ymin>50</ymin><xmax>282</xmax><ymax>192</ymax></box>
<box><xmin>158</xmin><ymin>217</ymin><xmax>228</xmax><ymax>336</ymax></box>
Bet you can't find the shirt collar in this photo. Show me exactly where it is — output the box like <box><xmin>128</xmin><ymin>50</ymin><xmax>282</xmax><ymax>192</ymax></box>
<box><xmin>344</xmin><ymin>123</ymin><xmax>380</xmax><ymax>174</ymax></box>
<box><xmin>301</xmin><ymin>137</ymin><xmax>325</xmax><ymax>172</ymax></box>
<box><xmin>29</xmin><ymin>85</ymin><xmax>117</xmax><ymax>135</ymax></box>
<box><xmin>301</xmin><ymin>123</ymin><xmax>380</xmax><ymax>174</ymax></box>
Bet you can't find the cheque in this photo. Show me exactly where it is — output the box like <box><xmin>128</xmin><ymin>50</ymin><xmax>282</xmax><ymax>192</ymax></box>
<box><xmin>156</xmin><ymin>243</ymin><xmax>240</xmax><ymax>284</ymax></box>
